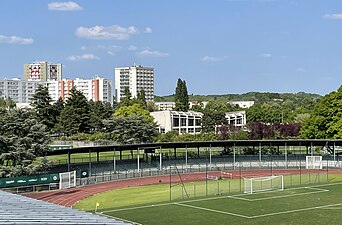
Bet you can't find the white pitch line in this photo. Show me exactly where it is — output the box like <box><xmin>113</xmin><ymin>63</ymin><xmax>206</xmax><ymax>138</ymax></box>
<box><xmin>96</xmin><ymin>212</ymin><xmax>143</xmax><ymax>225</ymax></box>
<box><xmin>304</xmin><ymin>186</ymin><xmax>330</xmax><ymax>192</ymax></box>
<box><xmin>248</xmin><ymin>189</ymin><xmax>329</xmax><ymax>202</ymax></box>
<box><xmin>321</xmin><ymin>207</ymin><xmax>342</xmax><ymax>210</ymax></box>
<box><xmin>249</xmin><ymin>202</ymin><xmax>342</xmax><ymax>219</ymax></box>
<box><xmin>227</xmin><ymin>195</ymin><xmax>253</xmax><ymax>201</ymax></box>
<box><xmin>174</xmin><ymin>203</ymin><xmax>251</xmax><ymax>219</ymax></box>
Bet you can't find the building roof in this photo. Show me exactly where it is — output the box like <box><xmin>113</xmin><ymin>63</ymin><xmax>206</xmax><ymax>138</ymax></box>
<box><xmin>0</xmin><ymin>190</ymin><xmax>131</xmax><ymax>225</ymax></box>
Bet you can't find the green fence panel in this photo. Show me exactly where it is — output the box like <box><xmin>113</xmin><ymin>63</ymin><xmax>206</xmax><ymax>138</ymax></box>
<box><xmin>0</xmin><ymin>173</ymin><xmax>60</xmax><ymax>188</ymax></box>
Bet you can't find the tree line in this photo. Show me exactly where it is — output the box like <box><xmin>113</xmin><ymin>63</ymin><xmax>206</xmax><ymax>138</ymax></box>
<box><xmin>1</xmin><ymin>79</ymin><xmax>341</xmax><ymax>177</ymax></box>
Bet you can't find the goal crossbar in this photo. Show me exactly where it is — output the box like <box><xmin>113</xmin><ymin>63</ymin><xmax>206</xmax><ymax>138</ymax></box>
<box><xmin>244</xmin><ymin>175</ymin><xmax>284</xmax><ymax>194</ymax></box>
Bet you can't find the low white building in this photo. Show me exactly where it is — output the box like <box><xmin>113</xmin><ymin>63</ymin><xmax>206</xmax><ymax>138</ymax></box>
<box><xmin>226</xmin><ymin>111</ymin><xmax>246</xmax><ymax>127</ymax></box>
<box><xmin>155</xmin><ymin>100</ymin><xmax>253</xmax><ymax>111</ymax></box>
<box><xmin>229</xmin><ymin>101</ymin><xmax>254</xmax><ymax>108</ymax></box>
<box><xmin>151</xmin><ymin>110</ymin><xmax>247</xmax><ymax>134</ymax></box>
<box><xmin>150</xmin><ymin>110</ymin><xmax>203</xmax><ymax>134</ymax></box>
<box><xmin>155</xmin><ymin>102</ymin><xmax>175</xmax><ymax>110</ymax></box>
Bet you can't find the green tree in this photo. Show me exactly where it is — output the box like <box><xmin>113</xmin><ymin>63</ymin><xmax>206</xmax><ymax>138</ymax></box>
<box><xmin>88</xmin><ymin>100</ymin><xmax>114</xmax><ymax>131</ymax></box>
<box><xmin>174</xmin><ymin>78</ymin><xmax>189</xmax><ymax>111</ymax></box>
<box><xmin>56</xmin><ymin>87</ymin><xmax>91</xmax><ymax>136</ymax></box>
<box><xmin>190</xmin><ymin>102</ymin><xmax>204</xmax><ymax>112</ymax></box>
<box><xmin>120</xmin><ymin>87</ymin><xmax>132</xmax><ymax>107</ymax></box>
<box><xmin>30</xmin><ymin>85</ymin><xmax>55</xmax><ymax>130</ymax></box>
<box><xmin>147</xmin><ymin>101</ymin><xmax>159</xmax><ymax>112</ymax></box>
<box><xmin>0</xmin><ymin>97</ymin><xmax>15</xmax><ymax>109</ymax></box>
<box><xmin>301</xmin><ymin>86</ymin><xmax>342</xmax><ymax>139</ymax></box>
<box><xmin>103</xmin><ymin>115</ymin><xmax>157</xmax><ymax>144</ymax></box>
<box><xmin>137</xmin><ymin>89</ymin><xmax>147</xmax><ymax>107</ymax></box>
<box><xmin>114</xmin><ymin>103</ymin><xmax>154</xmax><ymax>122</ymax></box>
<box><xmin>202</xmin><ymin>100</ymin><xmax>228</xmax><ymax>132</ymax></box>
<box><xmin>0</xmin><ymin>109</ymin><xmax>51</xmax><ymax>177</ymax></box>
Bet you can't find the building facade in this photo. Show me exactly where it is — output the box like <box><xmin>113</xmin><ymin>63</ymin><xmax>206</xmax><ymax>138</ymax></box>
<box><xmin>24</xmin><ymin>61</ymin><xmax>62</xmax><ymax>81</ymax></box>
<box><xmin>0</xmin><ymin>76</ymin><xmax>112</xmax><ymax>105</ymax></box>
<box><xmin>151</xmin><ymin>110</ymin><xmax>246</xmax><ymax>134</ymax></box>
<box><xmin>0</xmin><ymin>79</ymin><xmax>47</xmax><ymax>103</ymax></box>
<box><xmin>225</xmin><ymin>111</ymin><xmax>246</xmax><ymax>127</ymax></box>
<box><xmin>229</xmin><ymin>101</ymin><xmax>254</xmax><ymax>109</ymax></box>
<box><xmin>115</xmin><ymin>65</ymin><xmax>154</xmax><ymax>103</ymax></box>
<box><xmin>151</xmin><ymin>111</ymin><xmax>203</xmax><ymax>134</ymax></box>
<box><xmin>54</xmin><ymin>76</ymin><xmax>112</xmax><ymax>103</ymax></box>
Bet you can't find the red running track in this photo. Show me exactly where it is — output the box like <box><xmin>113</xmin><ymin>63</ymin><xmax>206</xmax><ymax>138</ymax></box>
<box><xmin>23</xmin><ymin>169</ymin><xmax>341</xmax><ymax>207</ymax></box>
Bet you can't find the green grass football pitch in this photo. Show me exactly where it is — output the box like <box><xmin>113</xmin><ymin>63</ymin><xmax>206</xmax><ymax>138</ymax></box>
<box><xmin>75</xmin><ymin>173</ymin><xmax>342</xmax><ymax>225</ymax></box>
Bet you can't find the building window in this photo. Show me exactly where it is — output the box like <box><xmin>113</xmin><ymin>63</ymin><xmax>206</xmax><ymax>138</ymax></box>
<box><xmin>188</xmin><ymin>128</ymin><xmax>194</xmax><ymax>133</ymax></box>
<box><xmin>195</xmin><ymin>119</ymin><xmax>201</xmax><ymax>126</ymax></box>
<box><xmin>181</xmin><ymin>118</ymin><xmax>187</xmax><ymax>126</ymax></box>
<box><xmin>180</xmin><ymin>128</ymin><xmax>186</xmax><ymax>133</ymax></box>
<box><xmin>173</xmin><ymin>117</ymin><xmax>179</xmax><ymax>127</ymax></box>
<box><xmin>160</xmin><ymin>128</ymin><xmax>165</xmax><ymax>133</ymax></box>
<box><xmin>188</xmin><ymin>118</ymin><xmax>194</xmax><ymax>126</ymax></box>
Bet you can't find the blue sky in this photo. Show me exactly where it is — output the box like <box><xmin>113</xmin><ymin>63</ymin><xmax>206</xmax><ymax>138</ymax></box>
<box><xmin>0</xmin><ymin>0</ymin><xmax>342</xmax><ymax>96</ymax></box>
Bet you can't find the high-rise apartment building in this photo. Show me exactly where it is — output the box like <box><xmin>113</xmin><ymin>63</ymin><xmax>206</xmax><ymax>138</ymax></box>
<box><xmin>0</xmin><ymin>76</ymin><xmax>112</xmax><ymax>105</ymax></box>
<box><xmin>0</xmin><ymin>79</ymin><xmax>46</xmax><ymax>103</ymax></box>
<box><xmin>55</xmin><ymin>76</ymin><xmax>112</xmax><ymax>104</ymax></box>
<box><xmin>114</xmin><ymin>65</ymin><xmax>154</xmax><ymax>103</ymax></box>
<box><xmin>24</xmin><ymin>61</ymin><xmax>62</xmax><ymax>81</ymax></box>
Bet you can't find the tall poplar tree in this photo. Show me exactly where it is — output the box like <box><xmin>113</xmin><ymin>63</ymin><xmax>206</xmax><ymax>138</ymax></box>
<box><xmin>174</xmin><ymin>78</ymin><xmax>189</xmax><ymax>111</ymax></box>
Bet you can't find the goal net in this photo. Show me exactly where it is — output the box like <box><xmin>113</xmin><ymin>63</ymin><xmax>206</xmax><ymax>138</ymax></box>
<box><xmin>306</xmin><ymin>156</ymin><xmax>322</xmax><ymax>169</ymax></box>
<box><xmin>59</xmin><ymin>171</ymin><xmax>76</xmax><ymax>190</ymax></box>
<box><xmin>244</xmin><ymin>175</ymin><xmax>284</xmax><ymax>194</ymax></box>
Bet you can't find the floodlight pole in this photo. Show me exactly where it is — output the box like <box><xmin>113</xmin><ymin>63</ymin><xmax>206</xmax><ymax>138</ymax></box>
<box><xmin>333</xmin><ymin>142</ymin><xmax>336</xmax><ymax>167</ymax></box>
<box><xmin>209</xmin><ymin>144</ymin><xmax>212</xmax><ymax>171</ymax></box>
<box><xmin>259</xmin><ymin>143</ymin><xmax>262</xmax><ymax>168</ymax></box>
<box><xmin>113</xmin><ymin>148</ymin><xmax>116</xmax><ymax>173</ymax></box>
<box><xmin>285</xmin><ymin>142</ymin><xmax>287</xmax><ymax>169</ymax></box>
<box><xmin>185</xmin><ymin>145</ymin><xmax>188</xmax><ymax>173</ymax></box>
<box><xmin>137</xmin><ymin>148</ymin><xmax>140</xmax><ymax>172</ymax></box>
<box><xmin>88</xmin><ymin>148</ymin><xmax>91</xmax><ymax>178</ymax></box>
<box><xmin>159</xmin><ymin>146</ymin><xmax>162</xmax><ymax>171</ymax></box>
<box><xmin>233</xmin><ymin>143</ymin><xmax>236</xmax><ymax>170</ymax></box>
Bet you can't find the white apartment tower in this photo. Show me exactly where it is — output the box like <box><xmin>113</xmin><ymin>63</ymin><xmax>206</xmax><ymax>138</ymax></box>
<box><xmin>47</xmin><ymin>76</ymin><xmax>112</xmax><ymax>104</ymax></box>
<box><xmin>115</xmin><ymin>65</ymin><xmax>154</xmax><ymax>103</ymax></box>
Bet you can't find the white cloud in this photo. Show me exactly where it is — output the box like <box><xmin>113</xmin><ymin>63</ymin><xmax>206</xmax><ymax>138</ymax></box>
<box><xmin>324</xmin><ymin>13</ymin><xmax>342</xmax><ymax>20</ymax></box>
<box><xmin>137</xmin><ymin>49</ymin><xmax>169</xmax><ymax>57</ymax></box>
<box><xmin>67</xmin><ymin>53</ymin><xmax>100</xmax><ymax>61</ymax></box>
<box><xmin>128</xmin><ymin>45</ymin><xmax>138</xmax><ymax>51</ymax></box>
<box><xmin>201</xmin><ymin>56</ymin><xmax>226</xmax><ymax>62</ymax></box>
<box><xmin>107</xmin><ymin>51</ymin><xmax>115</xmax><ymax>56</ymax></box>
<box><xmin>296</xmin><ymin>67</ymin><xmax>306</xmax><ymax>72</ymax></box>
<box><xmin>48</xmin><ymin>1</ymin><xmax>82</xmax><ymax>11</ymax></box>
<box><xmin>80</xmin><ymin>46</ymin><xmax>87</xmax><ymax>50</ymax></box>
<box><xmin>75</xmin><ymin>25</ymin><xmax>138</xmax><ymax>40</ymax></box>
<box><xmin>260</xmin><ymin>53</ymin><xmax>272</xmax><ymax>58</ymax></box>
<box><xmin>144</xmin><ymin>27</ymin><xmax>153</xmax><ymax>33</ymax></box>
<box><xmin>0</xmin><ymin>34</ymin><xmax>33</xmax><ymax>45</ymax></box>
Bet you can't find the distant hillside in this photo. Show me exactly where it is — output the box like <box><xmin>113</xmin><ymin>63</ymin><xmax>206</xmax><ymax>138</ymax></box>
<box><xmin>155</xmin><ymin>92</ymin><xmax>322</xmax><ymax>105</ymax></box>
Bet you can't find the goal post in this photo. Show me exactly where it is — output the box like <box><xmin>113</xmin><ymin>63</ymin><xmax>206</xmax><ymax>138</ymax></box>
<box><xmin>306</xmin><ymin>156</ymin><xmax>322</xmax><ymax>169</ymax></box>
<box><xmin>244</xmin><ymin>175</ymin><xmax>284</xmax><ymax>194</ymax></box>
<box><xmin>59</xmin><ymin>170</ymin><xmax>76</xmax><ymax>190</ymax></box>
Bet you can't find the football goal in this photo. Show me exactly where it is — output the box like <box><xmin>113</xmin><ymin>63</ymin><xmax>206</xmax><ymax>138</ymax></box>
<box><xmin>59</xmin><ymin>171</ymin><xmax>76</xmax><ymax>190</ymax></box>
<box><xmin>244</xmin><ymin>175</ymin><xmax>284</xmax><ymax>194</ymax></box>
<box><xmin>306</xmin><ymin>156</ymin><xmax>323</xmax><ymax>169</ymax></box>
